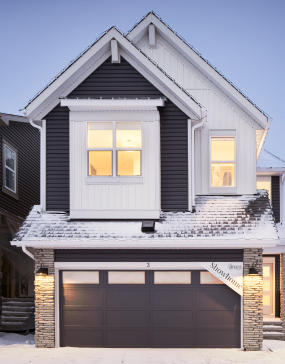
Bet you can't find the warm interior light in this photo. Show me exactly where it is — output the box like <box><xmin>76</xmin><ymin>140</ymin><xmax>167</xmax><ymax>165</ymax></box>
<box><xmin>117</xmin><ymin>151</ymin><xmax>141</xmax><ymax>176</ymax></box>
<box><xmin>88</xmin><ymin>151</ymin><xmax>112</xmax><ymax>176</ymax></box>
<box><xmin>87</xmin><ymin>123</ymin><xmax>113</xmax><ymax>148</ymax></box>
<box><xmin>116</xmin><ymin>123</ymin><xmax>142</xmax><ymax>148</ymax></box>
<box><xmin>256</xmin><ymin>176</ymin><xmax>271</xmax><ymax>201</ymax></box>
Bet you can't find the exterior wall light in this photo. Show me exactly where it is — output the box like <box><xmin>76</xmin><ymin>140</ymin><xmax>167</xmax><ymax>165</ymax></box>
<box><xmin>36</xmin><ymin>266</ymin><xmax>49</xmax><ymax>275</ymax></box>
<box><xmin>248</xmin><ymin>266</ymin><xmax>258</xmax><ymax>275</ymax></box>
<box><xmin>141</xmin><ymin>220</ymin><xmax>155</xmax><ymax>232</ymax></box>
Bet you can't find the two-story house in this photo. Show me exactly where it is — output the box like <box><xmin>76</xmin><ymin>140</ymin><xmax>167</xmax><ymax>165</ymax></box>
<box><xmin>0</xmin><ymin>112</ymin><xmax>40</xmax><ymax>331</ymax></box>
<box><xmin>12</xmin><ymin>12</ymin><xmax>282</xmax><ymax>350</ymax></box>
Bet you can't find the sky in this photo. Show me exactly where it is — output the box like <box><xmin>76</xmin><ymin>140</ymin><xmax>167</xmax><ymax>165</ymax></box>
<box><xmin>0</xmin><ymin>0</ymin><xmax>284</xmax><ymax>158</ymax></box>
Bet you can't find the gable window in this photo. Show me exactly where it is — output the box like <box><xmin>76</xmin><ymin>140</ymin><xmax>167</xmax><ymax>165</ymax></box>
<box><xmin>210</xmin><ymin>136</ymin><xmax>235</xmax><ymax>188</ymax></box>
<box><xmin>87</xmin><ymin>122</ymin><xmax>142</xmax><ymax>177</ymax></box>
<box><xmin>2</xmin><ymin>141</ymin><xmax>17</xmax><ymax>195</ymax></box>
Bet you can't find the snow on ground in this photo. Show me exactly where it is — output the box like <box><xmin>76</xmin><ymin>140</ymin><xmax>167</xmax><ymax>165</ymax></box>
<box><xmin>0</xmin><ymin>333</ymin><xmax>285</xmax><ymax>364</ymax></box>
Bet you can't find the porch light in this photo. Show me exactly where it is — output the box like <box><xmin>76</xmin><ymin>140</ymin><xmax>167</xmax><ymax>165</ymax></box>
<box><xmin>248</xmin><ymin>266</ymin><xmax>258</xmax><ymax>275</ymax></box>
<box><xmin>141</xmin><ymin>220</ymin><xmax>155</xmax><ymax>233</ymax></box>
<box><xmin>36</xmin><ymin>266</ymin><xmax>49</xmax><ymax>275</ymax></box>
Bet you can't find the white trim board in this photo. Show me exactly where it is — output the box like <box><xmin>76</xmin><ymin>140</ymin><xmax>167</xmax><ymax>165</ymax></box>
<box><xmin>25</xmin><ymin>28</ymin><xmax>201</xmax><ymax>120</ymax></box>
<box><xmin>127</xmin><ymin>13</ymin><xmax>268</xmax><ymax>129</ymax></box>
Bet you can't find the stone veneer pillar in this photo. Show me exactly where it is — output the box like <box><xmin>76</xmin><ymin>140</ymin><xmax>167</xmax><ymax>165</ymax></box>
<box><xmin>34</xmin><ymin>249</ymin><xmax>55</xmax><ymax>348</ymax></box>
<box><xmin>243</xmin><ymin>248</ymin><xmax>263</xmax><ymax>351</ymax></box>
<box><xmin>281</xmin><ymin>253</ymin><xmax>285</xmax><ymax>336</ymax></box>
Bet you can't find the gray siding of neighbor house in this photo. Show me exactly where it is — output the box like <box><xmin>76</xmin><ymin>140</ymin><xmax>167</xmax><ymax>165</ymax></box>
<box><xmin>45</xmin><ymin>57</ymin><xmax>189</xmax><ymax>212</ymax></box>
<box><xmin>271</xmin><ymin>176</ymin><xmax>280</xmax><ymax>223</ymax></box>
<box><xmin>0</xmin><ymin>121</ymin><xmax>40</xmax><ymax>218</ymax></box>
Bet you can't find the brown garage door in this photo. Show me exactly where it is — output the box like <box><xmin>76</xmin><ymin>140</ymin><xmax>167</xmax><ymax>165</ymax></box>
<box><xmin>60</xmin><ymin>270</ymin><xmax>240</xmax><ymax>348</ymax></box>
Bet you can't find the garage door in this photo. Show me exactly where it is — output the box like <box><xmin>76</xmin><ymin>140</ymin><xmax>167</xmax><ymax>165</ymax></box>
<box><xmin>59</xmin><ymin>270</ymin><xmax>240</xmax><ymax>348</ymax></box>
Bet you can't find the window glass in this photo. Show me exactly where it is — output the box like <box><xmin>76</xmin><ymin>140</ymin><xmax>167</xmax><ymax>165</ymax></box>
<box><xmin>88</xmin><ymin>122</ymin><xmax>113</xmax><ymax>148</ymax></box>
<box><xmin>211</xmin><ymin>163</ymin><xmax>235</xmax><ymax>187</ymax></box>
<box><xmin>108</xmin><ymin>271</ymin><xmax>145</xmax><ymax>284</ymax></box>
<box><xmin>116</xmin><ymin>122</ymin><xmax>142</xmax><ymax>148</ymax></box>
<box><xmin>88</xmin><ymin>151</ymin><xmax>112</xmax><ymax>176</ymax></box>
<box><xmin>210</xmin><ymin>136</ymin><xmax>235</xmax><ymax>188</ymax></box>
<box><xmin>3</xmin><ymin>144</ymin><xmax>17</xmax><ymax>193</ymax></box>
<box><xmin>63</xmin><ymin>271</ymin><xmax>99</xmax><ymax>284</ymax></box>
<box><xmin>200</xmin><ymin>271</ymin><xmax>224</xmax><ymax>284</ymax></box>
<box><xmin>256</xmin><ymin>176</ymin><xmax>271</xmax><ymax>201</ymax></box>
<box><xmin>154</xmin><ymin>271</ymin><xmax>191</xmax><ymax>284</ymax></box>
<box><xmin>117</xmin><ymin>151</ymin><xmax>141</xmax><ymax>176</ymax></box>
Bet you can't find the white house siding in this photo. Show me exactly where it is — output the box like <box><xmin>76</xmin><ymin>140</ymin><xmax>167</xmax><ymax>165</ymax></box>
<box><xmin>137</xmin><ymin>34</ymin><xmax>257</xmax><ymax>195</ymax></box>
<box><xmin>70</xmin><ymin>118</ymin><xmax>160</xmax><ymax>219</ymax></box>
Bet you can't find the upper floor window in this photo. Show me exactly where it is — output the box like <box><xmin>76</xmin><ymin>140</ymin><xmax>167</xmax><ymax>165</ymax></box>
<box><xmin>87</xmin><ymin>122</ymin><xmax>142</xmax><ymax>177</ymax></box>
<box><xmin>2</xmin><ymin>141</ymin><xmax>17</xmax><ymax>195</ymax></box>
<box><xmin>256</xmin><ymin>175</ymin><xmax>271</xmax><ymax>201</ymax></box>
<box><xmin>210</xmin><ymin>136</ymin><xmax>235</xmax><ymax>188</ymax></box>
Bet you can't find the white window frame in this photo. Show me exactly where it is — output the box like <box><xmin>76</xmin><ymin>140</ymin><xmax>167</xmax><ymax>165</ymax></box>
<box><xmin>86</xmin><ymin>121</ymin><xmax>143</xmax><ymax>183</ymax></box>
<box><xmin>209</xmin><ymin>130</ymin><xmax>237</xmax><ymax>193</ymax></box>
<box><xmin>2</xmin><ymin>140</ymin><xmax>18</xmax><ymax>197</ymax></box>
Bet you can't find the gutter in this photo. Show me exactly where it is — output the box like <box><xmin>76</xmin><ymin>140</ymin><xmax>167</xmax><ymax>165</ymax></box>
<box><xmin>191</xmin><ymin>111</ymin><xmax>207</xmax><ymax>211</ymax></box>
<box><xmin>22</xmin><ymin>245</ymin><xmax>35</xmax><ymax>260</ymax></box>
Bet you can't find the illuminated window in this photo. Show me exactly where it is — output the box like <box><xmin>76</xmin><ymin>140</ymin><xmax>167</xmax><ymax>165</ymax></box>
<box><xmin>2</xmin><ymin>142</ymin><xmax>17</xmax><ymax>194</ymax></box>
<box><xmin>210</xmin><ymin>136</ymin><xmax>235</xmax><ymax>188</ymax></box>
<box><xmin>256</xmin><ymin>176</ymin><xmax>271</xmax><ymax>201</ymax></box>
<box><xmin>87</xmin><ymin>122</ymin><xmax>141</xmax><ymax>176</ymax></box>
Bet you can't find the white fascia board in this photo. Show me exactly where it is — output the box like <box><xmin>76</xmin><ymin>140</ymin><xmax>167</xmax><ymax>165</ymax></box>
<box><xmin>61</xmin><ymin>98</ymin><xmax>165</xmax><ymax>111</ymax></box>
<box><xmin>128</xmin><ymin>14</ymin><xmax>269</xmax><ymax>129</ymax></box>
<box><xmin>25</xmin><ymin>27</ymin><xmax>201</xmax><ymax>121</ymax></box>
<box><xmin>11</xmin><ymin>238</ymin><xmax>279</xmax><ymax>249</ymax></box>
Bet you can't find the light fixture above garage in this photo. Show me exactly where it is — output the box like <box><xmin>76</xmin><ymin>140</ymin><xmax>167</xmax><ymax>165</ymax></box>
<box><xmin>36</xmin><ymin>265</ymin><xmax>49</xmax><ymax>275</ymax></box>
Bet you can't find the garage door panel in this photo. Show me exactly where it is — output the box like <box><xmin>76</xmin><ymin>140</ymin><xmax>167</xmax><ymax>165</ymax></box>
<box><xmin>195</xmin><ymin>328</ymin><xmax>240</xmax><ymax>348</ymax></box>
<box><xmin>106</xmin><ymin>328</ymin><xmax>149</xmax><ymax>347</ymax></box>
<box><xmin>151</xmin><ymin>329</ymin><xmax>195</xmax><ymax>348</ymax></box>
<box><xmin>151</xmin><ymin>289</ymin><xmax>194</xmax><ymax>308</ymax></box>
<box><xmin>196</xmin><ymin>288</ymin><xmax>239</xmax><ymax>310</ymax></box>
<box><xmin>106</xmin><ymin>288</ymin><xmax>149</xmax><ymax>308</ymax></box>
<box><xmin>62</xmin><ymin>327</ymin><xmax>104</xmax><ymax>347</ymax></box>
<box><xmin>63</xmin><ymin>309</ymin><xmax>104</xmax><ymax>326</ymax></box>
<box><xmin>151</xmin><ymin>310</ymin><xmax>194</xmax><ymax>327</ymax></box>
<box><xmin>196</xmin><ymin>310</ymin><xmax>239</xmax><ymax>326</ymax></box>
<box><xmin>63</xmin><ymin>285</ymin><xmax>104</xmax><ymax>306</ymax></box>
<box><xmin>106</xmin><ymin>310</ymin><xmax>148</xmax><ymax>327</ymax></box>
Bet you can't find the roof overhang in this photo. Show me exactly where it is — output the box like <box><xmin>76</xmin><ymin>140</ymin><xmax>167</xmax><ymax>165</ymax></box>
<box><xmin>127</xmin><ymin>12</ymin><xmax>269</xmax><ymax>129</ymax></box>
<box><xmin>257</xmin><ymin>168</ymin><xmax>285</xmax><ymax>175</ymax></box>
<box><xmin>0</xmin><ymin>112</ymin><xmax>27</xmax><ymax>126</ymax></box>
<box><xmin>11</xmin><ymin>238</ymin><xmax>279</xmax><ymax>250</ymax></box>
<box><xmin>24</xmin><ymin>28</ymin><xmax>202</xmax><ymax>121</ymax></box>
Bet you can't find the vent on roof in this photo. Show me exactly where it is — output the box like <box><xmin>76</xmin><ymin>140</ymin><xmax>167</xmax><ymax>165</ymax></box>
<box><xmin>141</xmin><ymin>220</ymin><xmax>155</xmax><ymax>233</ymax></box>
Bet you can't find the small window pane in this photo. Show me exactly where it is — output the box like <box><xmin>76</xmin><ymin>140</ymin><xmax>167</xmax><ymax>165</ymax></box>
<box><xmin>63</xmin><ymin>271</ymin><xmax>99</xmax><ymax>284</ymax></box>
<box><xmin>4</xmin><ymin>146</ymin><xmax>15</xmax><ymax>170</ymax></box>
<box><xmin>108</xmin><ymin>271</ymin><xmax>145</xmax><ymax>284</ymax></box>
<box><xmin>154</xmin><ymin>271</ymin><xmax>191</xmax><ymax>284</ymax></box>
<box><xmin>89</xmin><ymin>151</ymin><xmax>112</xmax><ymax>176</ymax></box>
<box><xmin>5</xmin><ymin>169</ymin><xmax>15</xmax><ymax>191</ymax></box>
<box><xmin>211</xmin><ymin>163</ymin><xmax>235</xmax><ymax>187</ymax></box>
<box><xmin>116</xmin><ymin>122</ymin><xmax>142</xmax><ymax>148</ymax></box>
<box><xmin>88</xmin><ymin>122</ymin><xmax>113</xmax><ymax>148</ymax></box>
<box><xmin>211</xmin><ymin>137</ymin><xmax>235</xmax><ymax>161</ymax></box>
<box><xmin>257</xmin><ymin>177</ymin><xmax>271</xmax><ymax>201</ymax></box>
<box><xmin>200</xmin><ymin>271</ymin><xmax>224</xmax><ymax>284</ymax></box>
<box><xmin>117</xmin><ymin>151</ymin><xmax>141</xmax><ymax>176</ymax></box>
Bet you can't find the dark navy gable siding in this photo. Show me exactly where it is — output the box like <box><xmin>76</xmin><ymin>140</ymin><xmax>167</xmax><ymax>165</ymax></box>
<box><xmin>271</xmin><ymin>176</ymin><xmax>280</xmax><ymax>223</ymax></box>
<box><xmin>45</xmin><ymin>57</ymin><xmax>189</xmax><ymax>212</ymax></box>
<box><xmin>45</xmin><ymin>105</ymin><xmax>69</xmax><ymax>211</ymax></box>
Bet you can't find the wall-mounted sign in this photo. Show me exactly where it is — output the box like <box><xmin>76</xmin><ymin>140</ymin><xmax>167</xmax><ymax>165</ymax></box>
<box><xmin>202</xmin><ymin>262</ymin><xmax>243</xmax><ymax>296</ymax></box>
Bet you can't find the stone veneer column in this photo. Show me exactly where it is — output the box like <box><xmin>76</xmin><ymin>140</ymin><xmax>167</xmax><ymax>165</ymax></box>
<box><xmin>281</xmin><ymin>254</ymin><xmax>285</xmax><ymax>336</ymax></box>
<box><xmin>243</xmin><ymin>248</ymin><xmax>263</xmax><ymax>351</ymax></box>
<box><xmin>34</xmin><ymin>249</ymin><xmax>55</xmax><ymax>348</ymax></box>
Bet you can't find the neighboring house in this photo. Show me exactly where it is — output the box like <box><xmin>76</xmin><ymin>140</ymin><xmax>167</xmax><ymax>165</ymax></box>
<box><xmin>256</xmin><ymin>149</ymin><xmax>285</xmax><ymax>323</ymax></box>
<box><xmin>0</xmin><ymin>112</ymin><xmax>40</xmax><ymax>330</ymax></box>
<box><xmin>12</xmin><ymin>12</ymin><xmax>283</xmax><ymax>350</ymax></box>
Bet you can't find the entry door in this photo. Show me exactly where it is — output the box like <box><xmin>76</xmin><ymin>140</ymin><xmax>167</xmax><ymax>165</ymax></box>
<box><xmin>263</xmin><ymin>257</ymin><xmax>275</xmax><ymax>316</ymax></box>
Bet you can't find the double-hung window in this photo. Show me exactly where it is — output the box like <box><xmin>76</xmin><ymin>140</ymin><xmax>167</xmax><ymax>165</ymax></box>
<box><xmin>210</xmin><ymin>136</ymin><xmax>235</xmax><ymax>188</ymax></box>
<box><xmin>2</xmin><ymin>142</ymin><xmax>17</xmax><ymax>195</ymax></box>
<box><xmin>87</xmin><ymin>122</ymin><xmax>142</xmax><ymax>177</ymax></box>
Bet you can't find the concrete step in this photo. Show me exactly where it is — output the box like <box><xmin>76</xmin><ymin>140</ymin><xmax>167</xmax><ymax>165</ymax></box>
<box><xmin>2</xmin><ymin>306</ymin><xmax>34</xmax><ymax>313</ymax></box>
<box><xmin>263</xmin><ymin>325</ymin><xmax>283</xmax><ymax>332</ymax></box>
<box><xmin>263</xmin><ymin>321</ymin><xmax>282</xmax><ymax>327</ymax></box>
<box><xmin>263</xmin><ymin>331</ymin><xmax>285</xmax><ymax>341</ymax></box>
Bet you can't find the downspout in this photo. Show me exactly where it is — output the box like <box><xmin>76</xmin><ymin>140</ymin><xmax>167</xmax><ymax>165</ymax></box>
<box><xmin>22</xmin><ymin>245</ymin><xmax>35</xmax><ymax>260</ymax></box>
<box><xmin>191</xmin><ymin>111</ymin><xmax>207</xmax><ymax>212</ymax></box>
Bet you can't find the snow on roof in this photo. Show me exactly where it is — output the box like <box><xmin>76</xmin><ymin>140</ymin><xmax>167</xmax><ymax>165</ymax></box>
<box><xmin>13</xmin><ymin>191</ymin><xmax>277</xmax><ymax>246</ymax></box>
<box><xmin>257</xmin><ymin>149</ymin><xmax>285</xmax><ymax>170</ymax></box>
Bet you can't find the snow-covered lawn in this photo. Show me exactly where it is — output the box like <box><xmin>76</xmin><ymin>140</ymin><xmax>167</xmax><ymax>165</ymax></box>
<box><xmin>1</xmin><ymin>333</ymin><xmax>285</xmax><ymax>364</ymax></box>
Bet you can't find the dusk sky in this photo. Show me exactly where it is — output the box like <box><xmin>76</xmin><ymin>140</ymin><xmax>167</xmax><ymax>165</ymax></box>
<box><xmin>0</xmin><ymin>0</ymin><xmax>284</xmax><ymax>158</ymax></box>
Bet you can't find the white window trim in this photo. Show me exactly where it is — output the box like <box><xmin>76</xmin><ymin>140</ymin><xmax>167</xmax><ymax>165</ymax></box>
<box><xmin>209</xmin><ymin>130</ymin><xmax>237</xmax><ymax>194</ymax></box>
<box><xmin>86</xmin><ymin>121</ymin><xmax>143</xmax><ymax>182</ymax></box>
<box><xmin>2</xmin><ymin>140</ymin><xmax>18</xmax><ymax>197</ymax></box>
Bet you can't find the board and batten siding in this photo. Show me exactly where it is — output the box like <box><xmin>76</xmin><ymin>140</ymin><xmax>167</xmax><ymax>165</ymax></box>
<box><xmin>137</xmin><ymin>33</ymin><xmax>258</xmax><ymax>195</ymax></box>
<box><xmin>45</xmin><ymin>57</ymin><xmax>189</xmax><ymax>213</ymax></box>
